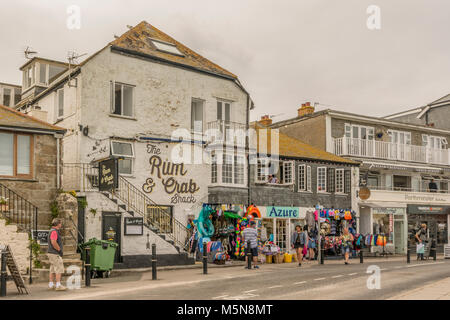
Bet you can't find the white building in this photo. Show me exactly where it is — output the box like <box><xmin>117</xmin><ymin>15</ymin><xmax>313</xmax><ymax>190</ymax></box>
<box><xmin>0</xmin><ymin>82</ymin><xmax>21</xmax><ymax>108</ymax></box>
<box><xmin>15</xmin><ymin>21</ymin><xmax>252</xmax><ymax>267</ymax></box>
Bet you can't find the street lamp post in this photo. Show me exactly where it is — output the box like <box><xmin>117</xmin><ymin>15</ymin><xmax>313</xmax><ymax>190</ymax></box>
<box><xmin>316</xmin><ymin>204</ymin><xmax>323</xmax><ymax>264</ymax></box>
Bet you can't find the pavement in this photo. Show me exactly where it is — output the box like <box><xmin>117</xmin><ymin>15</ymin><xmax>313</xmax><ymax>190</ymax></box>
<box><xmin>2</xmin><ymin>255</ymin><xmax>449</xmax><ymax>300</ymax></box>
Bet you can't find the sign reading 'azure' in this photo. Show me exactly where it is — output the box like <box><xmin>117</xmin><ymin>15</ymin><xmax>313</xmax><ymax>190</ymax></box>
<box><xmin>266</xmin><ymin>206</ymin><xmax>299</xmax><ymax>218</ymax></box>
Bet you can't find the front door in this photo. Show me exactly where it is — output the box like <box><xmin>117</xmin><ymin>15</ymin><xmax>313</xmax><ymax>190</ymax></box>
<box><xmin>102</xmin><ymin>212</ymin><xmax>122</xmax><ymax>263</ymax></box>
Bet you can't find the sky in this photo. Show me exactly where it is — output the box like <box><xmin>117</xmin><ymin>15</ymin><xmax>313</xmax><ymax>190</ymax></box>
<box><xmin>1</xmin><ymin>0</ymin><xmax>450</xmax><ymax>122</ymax></box>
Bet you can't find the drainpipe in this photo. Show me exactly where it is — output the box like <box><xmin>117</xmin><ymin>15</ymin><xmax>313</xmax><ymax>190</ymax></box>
<box><xmin>246</xmin><ymin>93</ymin><xmax>251</xmax><ymax>206</ymax></box>
<box><xmin>55</xmin><ymin>133</ymin><xmax>63</xmax><ymax>189</ymax></box>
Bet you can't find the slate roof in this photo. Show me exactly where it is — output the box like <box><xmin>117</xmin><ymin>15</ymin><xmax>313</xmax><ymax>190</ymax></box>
<box><xmin>251</xmin><ymin>123</ymin><xmax>358</xmax><ymax>165</ymax></box>
<box><xmin>0</xmin><ymin>105</ymin><xmax>65</xmax><ymax>133</ymax></box>
<box><xmin>110</xmin><ymin>21</ymin><xmax>237</xmax><ymax>80</ymax></box>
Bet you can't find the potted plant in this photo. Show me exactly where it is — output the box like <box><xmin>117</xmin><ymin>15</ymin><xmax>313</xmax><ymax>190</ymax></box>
<box><xmin>0</xmin><ymin>197</ymin><xmax>9</xmax><ymax>212</ymax></box>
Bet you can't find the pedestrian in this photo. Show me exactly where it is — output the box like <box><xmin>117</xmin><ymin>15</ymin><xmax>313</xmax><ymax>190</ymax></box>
<box><xmin>291</xmin><ymin>225</ymin><xmax>306</xmax><ymax>267</ymax></box>
<box><xmin>428</xmin><ymin>179</ymin><xmax>438</xmax><ymax>193</ymax></box>
<box><xmin>242</xmin><ymin>220</ymin><xmax>259</xmax><ymax>269</ymax></box>
<box><xmin>340</xmin><ymin>227</ymin><xmax>354</xmax><ymax>265</ymax></box>
<box><xmin>415</xmin><ymin>223</ymin><xmax>427</xmax><ymax>260</ymax></box>
<box><xmin>47</xmin><ymin>218</ymin><xmax>66</xmax><ymax>291</ymax></box>
<box><xmin>307</xmin><ymin>227</ymin><xmax>317</xmax><ymax>261</ymax></box>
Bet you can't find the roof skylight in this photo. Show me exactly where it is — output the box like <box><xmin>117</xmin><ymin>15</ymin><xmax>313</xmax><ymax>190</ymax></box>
<box><xmin>151</xmin><ymin>39</ymin><xmax>184</xmax><ymax>56</ymax></box>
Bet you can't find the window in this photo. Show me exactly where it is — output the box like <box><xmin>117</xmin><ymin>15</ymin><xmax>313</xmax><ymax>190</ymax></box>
<box><xmin>111</xmin><ymin>141</ymin><xmax>134</xmax><ymax>175</ymax></box>
<box><xmin>307</xmin><ymin>166</ymin><xmax>312</xmax><ymax>191</ymax></box>
<box><xmin>327</xmin><ymin>168</ymin><xmax>335</xmax><ymax>193</ymax></box>
<box><xmin>282</xmin><ymin>161</ymin><xmax>294</xmax><ymax>184</ymax></box>
<box><xmin>317</xmin><ymin>167</ymin><xmax>327</xmax><ymax>192</ymax></box>
<box><xmin>256</xmin><ymin>158</ymin><xmax>269</xmax><ymax>183</ymax></box>
<box><xmin>0</xmin><ymin>132</ymin><xmax>33</xmax><ymax>178</ymax></box>
<box><xmin>211</xmin><ymin>152</ymin><xmax>217</xmax><ymax>184</ymax></box>
<box><xmin>147</xmin><ymin>205</ymin><xmax>173</xmax><ymax>233</ymax></box>
<box><xmin>151</xmin><ymin>39</ymin><xmax>184</xmax><ymax>56</ymax></box>
<box><xmin>57</xmin><ymin>89</ymin><xmax>64</xmax><ymax>119</ymax></box>
<box><xmin>3</xmin><ymin>88</ymin><xmax>11</xmax><ymax>106</ymax></box>
<box><xmin>14</xmin><ymin>89</ymin><xmax>21</xmax><ymax>105</ymax></box>
<box><xmin>344</xmin><ymin>170</ymin><xmax>351</xmax><ymax>193</ymax></box>
<box><xmin>298</xmin><ymin>164</ymin><xmax>306</xmax><ymax>191</ymax></box>
<box><xmin>388</xmin><ymin>130</ymin><xmax>411</xmax><ymax>145</ymax></box>
<box><xmin>422</xmin><ymin>134</ymin><xmax>448</xmax><ymax>149</ymax></box>
<box><xmin>111</xmin><ymin>82</ymin><xmax>134</xmax><ymax>117</ymax></box>
<box><xmin>222</xmin><ymin>153</ymin><xmax>233</xmax><ymax>183</ymax></box>
<box><xmin>48</xmin><ymin>64</ymin><xmax>66</xmax><ymax>84</ymax></box>
<box><xmin>217</xmin><ymin>100</ymin><xmax>231</xmax><ymax>122</ymax></box>
<box><xmin>39</xmin><ymin>63</ymin><xmax>47</xmax><ymax>84</ymax></box>
<box><xmin>336</xmin><ymin>169</ymin><xmax>344</xmax><ymax>193</ymax></box>
<box><xmin>191</xmin><ymin>99</ymin><xmax>204</xmax><ymax>133</ymax></box>
<box><xmin>234</xmin><ymin>155</ymin><xmax>245</xmax><ymax>185</ymax></box>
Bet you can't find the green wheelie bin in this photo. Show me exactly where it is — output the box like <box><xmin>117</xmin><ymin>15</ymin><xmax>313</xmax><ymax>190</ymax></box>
<box><xmin>80</xmin><ymin>238</ymin><xmax>118</xmax><ymax>278</ymax></box>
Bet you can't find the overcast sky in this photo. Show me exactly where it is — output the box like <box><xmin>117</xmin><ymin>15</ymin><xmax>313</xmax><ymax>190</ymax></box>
<box><xmin>2</xmin><ymin>0</ymin><xmax>450</xmax><ymax>121</ymax></box>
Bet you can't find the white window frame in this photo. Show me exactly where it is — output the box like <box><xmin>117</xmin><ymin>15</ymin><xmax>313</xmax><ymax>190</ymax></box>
<box><xmin>317</xmin><ymin>167</ymin><xmax>327</xmax><ymax>193</ymax></box>
<box><xmin>191</xmin><ymin>98</ymin><xmax>204</xmax><ymax>134</ymax></box>
<box><xmin>111</xmin><ymin>140</ymin><xmax>135</xmax><ymax>176</ymax></box>
<box><xmin>110</xmin><ymin>81</ymin><xmax>135</xmax><ymax>118</ymax></box>
<box><xmin>282</xmin><ymin>161</ymin><xmax>294</xmax><ymax>185</ymax></box>
<box><xmin>256</xmin><ymin>158</ymin><xmax>269</xmax><ymax>183</ymax></box>
<box><xmin>388</xmin><ymin>130</ymin><xmax>411</xmax><ymax>145</ymax></box>
<box><xmin>307</xmin><ymin>166</ymin><xmax>312</xmax><ymax>192</ymax></box>
<box><xmin>422</xmin><ymin>134</ymin><xmax>448</xmax><ymax>149</ymax></box>
<box><xmin>336</xmin><ymin>169</ymin><xmax>345</xmax><ymax>193</ymax></box>
<box><xmin>222</xmin><ymin>153</ymin><xmax>233</xmax><ymax>184</ymax></box>
<box><xmin>211</xmin><ymin>152</ymin><xmax>217</xmax><ymax>184</ymax></box>
<box><xmin>234</xmin><ymin>154</ymin><xmax>245</xmax><ymax>185</ymax></box>
<box><xmin>298</xmin><ymin>164</ymin><xmax>306</xmax><ymax>191</ymax></box>
<box><xmin>56</xmin><ymin>88</ymin><xmax>64</xmax><ymax>120</ymax></box>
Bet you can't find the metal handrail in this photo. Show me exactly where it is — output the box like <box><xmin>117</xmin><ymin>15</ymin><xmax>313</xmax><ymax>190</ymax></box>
<box><xmin>0</xmin><ymin>182</ymin><xmax>38</xmax><ymax>283</ymax></box>
<box><xmin>113</xmin><ymin>176</ymin><xmax>190</xmax><ymax>250</ymax></box>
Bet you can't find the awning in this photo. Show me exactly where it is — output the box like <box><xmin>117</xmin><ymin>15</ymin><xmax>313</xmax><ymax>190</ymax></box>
<box><xmin>362</xmin><ymin>161</ymin><xmax>443</xmax><ymax>174</ymax></box>
<box><xmin>359</xmin><ymin>202</ymin><xmax>407</xmax><ymax>209</ymax></box>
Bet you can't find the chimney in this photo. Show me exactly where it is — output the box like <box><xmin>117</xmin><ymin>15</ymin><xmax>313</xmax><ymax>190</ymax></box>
<box><xmin>297</xmin><ymin>101</ymin><xmax>315</xmax><ymax>117</ymax></box>
<box><xmin>258</xmin><ymin>115</ymin><xmax>272</xmax><ymax>126</ymax></box>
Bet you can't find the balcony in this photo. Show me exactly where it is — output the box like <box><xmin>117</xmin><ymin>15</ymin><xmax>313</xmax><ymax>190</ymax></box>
<box><xmin>333</xmin><ymin>137</ymin><xmax>450</xmax><ymax>166</ymax></box>
<box><xmin>206</xmin><ymin>120</ymin><xmax>246</xmax><ymax>147</ymax></box>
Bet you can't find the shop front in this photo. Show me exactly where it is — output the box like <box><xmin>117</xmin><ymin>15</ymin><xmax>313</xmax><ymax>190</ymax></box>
<box><xmin>359</xmin><ymin>206</ymin><xmax>407</xmax><ymax>254</ymax></box>
<box><xmin>407</xmin><ymin>205</ymin><xmax>450</xmax><ymax>252</ymax></box>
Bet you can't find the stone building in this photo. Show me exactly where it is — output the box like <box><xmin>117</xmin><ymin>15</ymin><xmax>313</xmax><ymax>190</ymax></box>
<box><xmin>268</xmin><ymin>103</ymin><xmax>450</xmax><ymax>254</ymax></box>
<box><xmin>13</xmin><ymin>21</ymin><xmax>252</xmax><ymax>267</ymax></box>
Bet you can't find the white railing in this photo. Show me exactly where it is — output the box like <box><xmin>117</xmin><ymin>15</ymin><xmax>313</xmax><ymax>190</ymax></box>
<box><xmin>62</xmin><ymin>163</ymin><xmax>99</xmax><ymax>192</ymax></box>
<box><xmin>334</xmin><ymin>137</ymin><xmax>450</xmax><ymax>165</ymax></box>
<box><xmin>206</xmin><ymin>120</ymin><xmax>246</xmax><ymax>147</ymax></box>
<box><xmin>367</xmin><ymin>185</ymin><xmax>450</xmax><ymax>194</ymax></box>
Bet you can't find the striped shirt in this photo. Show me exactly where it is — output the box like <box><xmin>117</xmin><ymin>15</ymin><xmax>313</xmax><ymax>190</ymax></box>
<box><xmin>242</xmin><ymin>227</ymin><xmax>258</xmax><ymax>248</ymax></box>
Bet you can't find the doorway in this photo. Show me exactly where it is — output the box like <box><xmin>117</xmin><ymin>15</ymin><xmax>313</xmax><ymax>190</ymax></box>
<box><xmin>76</xmin><ymin>197</ymin><xmax>86</xmax><ymax>252</ymax></box>
<box><xmin>394</xmin><ymin>220</ymin><xmax>405</xmax><ymax>254</ymax></box>
<box><xmin>102</xmin><ymin>212</ymin><xmax>122</xmax><ymax>263</ymax></box>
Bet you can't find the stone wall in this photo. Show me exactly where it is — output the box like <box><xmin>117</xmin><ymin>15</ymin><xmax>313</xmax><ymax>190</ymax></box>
<box><xmin>0</xmin><ymin>217</ymin><xmax>30</xmax><ymax>274</ymax></box>
<box><xmin>0</xmin><ymin>134</ymin><xmax>60</xmax><ymax>229</ymax></box>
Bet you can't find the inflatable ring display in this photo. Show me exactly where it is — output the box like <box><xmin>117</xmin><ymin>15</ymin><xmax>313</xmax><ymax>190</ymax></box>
<box><xmin>245</xmin><ymin>205</ymin><xmax>261</xmax><ymax>218</ymax></box>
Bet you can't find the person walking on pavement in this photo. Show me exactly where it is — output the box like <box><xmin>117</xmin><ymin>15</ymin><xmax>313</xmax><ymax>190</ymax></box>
<box><xmin>340</xmin><ymin>227</ymin><xmax>354</xmax><ymax>265</ymax></box>
<box><xmin>242</xmin><ymin>220</ymin><xmax>259</xmax><ymax>269</ymax></box>
<box><xmin>292</xmin><ymin>225</ymin><xmax>307</xmax><ymax>267</ymax></box>
<box><xmin>307</xmin><ymin>227</ymin><xmax>317</xmax><ymax>261</ymax></box>
<box><xmin>47</xmin><ymin>218</ymin><xmax>66</xmax><ymax>291</ymax></box>
<box><xmin>415</xmin><ymin>223</ymin><xmax>428</xmax><ymax>260</ymax></box>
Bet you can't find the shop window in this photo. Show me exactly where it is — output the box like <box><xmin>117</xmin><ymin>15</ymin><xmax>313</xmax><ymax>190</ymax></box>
<box><xmin>327</xmin><ymin>168</ymin><xmax>335</xmax><ymax>193</ymax></box>
<box><xmin>110</xmin><ymin>81</ymin><xmax>134</xmax><ymax>117</ymax></box>
<box><xmin>0</xmin><ymin>132</ymin><xmax>33</xmax><ymax>178</ymax></box>
<box><xmin>317</xmin><ymin>167</ymin><xmax>327</xmax><ymax>192</ymax></box>
<box><xmin>111</xmin><ymin>141</ymin><xmax>134</xmax><ymax>175</ymax></box>
<box><xmin>336</xmin><ymin>169</ymin><xmax>344</xmax><ymax>193</ymax></box>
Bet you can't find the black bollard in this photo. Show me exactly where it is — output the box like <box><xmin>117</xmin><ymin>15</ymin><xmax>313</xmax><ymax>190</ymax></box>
<box><xmin>85</xmin><ymin>247</ymin><xmax>91</xmax><ymax>287</ymax></box>
<box><xmin>320</xmin><ymin>238</ymin><xmax>324</xmax><ymax>265</ymax></box>
<box><xmin>152</xmin><ymin>244</ymin><xmax>157</xmax><ymax>280</ymax></box>
<box><xmin>407</xmin><ymin>246</ymin><xmax>410</xmax><ymax>264</ymax></box>
<box><xmin>360</xmin><ymin>250</ymin><xmax>364</xmax><ymax>264</ymax></box>
<box><xmin>431</xmin><ymin>239</ymin><xmax>437</xmax><ymax>261</ymax></box>
<box><xmin>203</xmin><ymin>242</ymin><xmax>208</xmax><ymax>275</ymax></box>
<box><xmin>1</xmin><ymin>250</ymin><xmax>6</xmax><ymax>297</ymax></box>
<box><xmin>247</xmin><ymin>240</ymin><xmax>252</xmax><ymax>269</ymax></box>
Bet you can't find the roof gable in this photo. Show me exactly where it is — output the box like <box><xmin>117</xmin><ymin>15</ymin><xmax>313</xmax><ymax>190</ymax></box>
<box><xmin>430</xmin><ymin>93</ymin><xmax>450</xmax><ymax>106</ymax></box>
<box><xmin>0</xmin><ymin>105</ymin><xmax>65</xmax><ymax>133</ymax></box>
<box><xmin>110</xmin><ymin>21</ymin><xmax>237</xmax><ymax>80</ymax></box>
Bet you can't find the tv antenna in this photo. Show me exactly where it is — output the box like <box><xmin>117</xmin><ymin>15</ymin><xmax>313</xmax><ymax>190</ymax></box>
<box><xmin>67</xmin><ymin>51</ymin><xmax>87</xmax><ymax>88</ymax></box>
<box><xmin>24</xmin><ymin>47</ymin><xmax>38</xmax><ymax>59</ymax></box>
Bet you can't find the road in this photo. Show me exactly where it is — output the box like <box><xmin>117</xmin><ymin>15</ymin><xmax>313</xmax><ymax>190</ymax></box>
<box><xmin>4</xmin><ymin>257</ymin><xmax>450</xmax><ymax>300</ymax></box>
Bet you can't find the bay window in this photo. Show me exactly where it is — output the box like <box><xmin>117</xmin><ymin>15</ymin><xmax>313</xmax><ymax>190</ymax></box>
<box><xmin>0</xmin><ymin>132</ymin><xmax>33</xmax><ymax>178</ymax></box>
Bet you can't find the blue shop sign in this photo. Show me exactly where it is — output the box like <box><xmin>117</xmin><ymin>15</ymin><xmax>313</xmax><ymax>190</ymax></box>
<box><xmin>266</xmin><ymin>206</ymin><xmax>299</xmax><ymax>218</ymax></box>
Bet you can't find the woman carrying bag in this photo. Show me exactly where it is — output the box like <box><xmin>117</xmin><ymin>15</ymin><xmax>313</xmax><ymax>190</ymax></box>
<box><xmin>340</xmin><ymin>227</ymin><xmax>354</xmax><ymax>265</ymax></box>
<box><xmin>291</xmin><ymin>225</ymin><xmax>307</xmax><ymax>267</ymax></box>
<box><xmin>415</xmin><ymin>224</ymin><xmax>427</xmax><ymax>260</ymax></box>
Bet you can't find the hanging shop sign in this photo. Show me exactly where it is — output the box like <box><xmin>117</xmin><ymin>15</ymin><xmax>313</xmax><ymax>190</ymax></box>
<box><xmin>31</xmin><ymin>230</ymin><xmax>50</xmax><ymax>245</ymax></box>
<box><xmin>124</xmin><ymin>217</ymin><xmax>144</xmax><ymax>236</ymax></box>
<box><xmin>359</xmin><ymin>187</ymin><xmax>371</xmax><ymax>200</ymax></box>
<box><xmin>98</xmin><ymin>158</ymin><xmax>118</xmax><ymax>191</ymax></box>
<box><xmin>142</xmin><ymin>144</ymin><xmax>200</xmax><ymax>204</ymax></box>
<box><xmin>407</xmin><ymin>205</ymin><xmax>450</xmax><ymax>215</ymax></box>
<box><xmin>264</xmin><ymin>206</ymin><xmax>300</xmax><ymax>219</ymax></box>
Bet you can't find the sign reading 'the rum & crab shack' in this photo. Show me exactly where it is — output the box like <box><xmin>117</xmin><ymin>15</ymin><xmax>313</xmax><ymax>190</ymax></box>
<box><xmin>99</xmin><ymin>159</ymin><xmax>118</xmax><ymax>191</ymax></box>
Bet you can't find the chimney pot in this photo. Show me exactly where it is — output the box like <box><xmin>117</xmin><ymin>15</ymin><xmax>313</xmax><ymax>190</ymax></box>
<box><xmin>297</xmin><ymin>101</ymin><xmax>315</xmax><ymax>118</ymax></box>
<box><xmin>258</xmin><ymin>115</ymin><xmax>272</xmax><ymax>126</ymax></box>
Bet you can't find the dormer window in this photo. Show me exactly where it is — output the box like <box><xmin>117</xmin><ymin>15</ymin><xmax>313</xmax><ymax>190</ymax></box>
<box><xmin>151</xmin><ymin>39</ymin><xmax>184</xmax><ymax>56</ymax></box>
